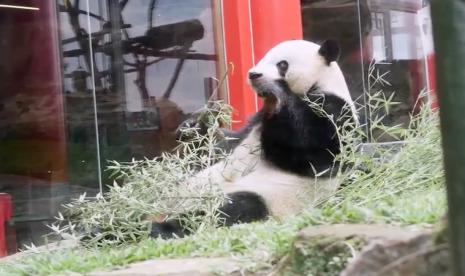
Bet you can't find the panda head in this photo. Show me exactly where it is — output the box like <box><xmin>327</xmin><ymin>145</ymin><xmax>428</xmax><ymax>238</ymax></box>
<box><xmin>248</xmin><ymin>40</ymin><xmax>356</xmax><ymax>116</ymax></box>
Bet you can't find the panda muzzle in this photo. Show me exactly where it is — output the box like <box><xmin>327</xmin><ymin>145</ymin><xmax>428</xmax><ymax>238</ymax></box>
<box><xmin>251</xmin><ymin>81</ymin><xmax>282</xmax><ymax>99</ymax></box>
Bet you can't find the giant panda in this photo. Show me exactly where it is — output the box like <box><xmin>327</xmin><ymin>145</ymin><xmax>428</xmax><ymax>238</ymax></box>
<box><xmin>151</xmin><ymin>39</ymin><xmax>358</xmax><ymax>238</ymax></box>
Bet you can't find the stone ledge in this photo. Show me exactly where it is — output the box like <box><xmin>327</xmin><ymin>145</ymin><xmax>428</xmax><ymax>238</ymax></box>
<box><xmin>90</xmin><ymin>257</ymin><xmax>242</xmax><ymax>276</ymax></box>
<box><xmin>0</xmin><ymin>239</ymin><xmax>77</xmax><ymax>263</ymax></box>
<box><xmin>275</xmin><ymin>224</ymin><xmax>435</xmax><ymax>275</ymax></box>
<box><xmin>298</xmin><ymin>224</ymin><xmax>431</xmax><ymax>242</ymax></box>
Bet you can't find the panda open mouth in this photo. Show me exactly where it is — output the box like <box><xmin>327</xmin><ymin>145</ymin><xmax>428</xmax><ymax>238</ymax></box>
<box><xmin>255</xmin><ymin>89</ymin><xmax>276</xmax><ymax>99</ymax></box>
<box><xmin>250</xmin><ymin>80</ymin><xmax>282</xmax><ymax>98</ymax></box>
<box><xmin>257</xmin><ymin>91</ymin><xmax>279</xmax><ymax>113</ymax></box>
<box><xmin>252</xmin><ymin>88</ymin><xmax>281</xmax><ymax>115</ymax></box>
<box><xmin>250</xmin><ymin>80</ymin><xmax>287</xmax><ymax>114</ymax></box>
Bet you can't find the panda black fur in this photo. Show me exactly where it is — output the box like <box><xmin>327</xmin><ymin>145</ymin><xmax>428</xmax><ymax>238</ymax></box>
<box><xmin>151</xmin><ymin>39</ymin><xmax>357</xmax><ymax>238</ymax></box>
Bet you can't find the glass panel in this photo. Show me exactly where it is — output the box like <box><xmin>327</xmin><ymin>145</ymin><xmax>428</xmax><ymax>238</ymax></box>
<box><xmin>301</xmin><ymin>0</ymin><xmax>372</xmax><ymax>133</ymax></box>
<box><xmin>0</xmin><ymin>1</ymin><xmax>71</xmax><ymax>253</ymax></box>
<box><xmin>77</xmin><ymin>0</ymin><xmax>221</xmax><ymax>182</ymax></box>
<box><xmin>0</xmin><ymin>0</ymin><xmax>223</xmax><ymax>255</ymax></box>
<box><xmin>301</xmin><ymin>0</ymin><xmax>435</xmax><ymax>142</ymax></box>
<box><xmin>364</xmin><ymin>0</ymin><xmax>434</xmax><ymax>141</ymax></box>
<box><xmin>59</xmin><ymin>0</ymin><xmax>101</xmax><ymax>194</ymax></box>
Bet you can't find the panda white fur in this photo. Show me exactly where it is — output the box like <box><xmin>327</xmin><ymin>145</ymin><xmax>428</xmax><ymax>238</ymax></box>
<box><xmin>151</xmin><ymin>39</ymin><xmax>357</xmax><ymax>238</ymax></box>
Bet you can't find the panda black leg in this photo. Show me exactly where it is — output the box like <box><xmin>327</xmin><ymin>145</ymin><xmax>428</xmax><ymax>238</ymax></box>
<box><xmin>218</xmin><ymin>191</ymin><xmax>269</xmax><ymax>226</ymax></box>
<box><xmin>150</xmin><ymin>218</ymin><xmax>189</xmax><ymax>239</ymax></box>
<box><xmin>149</xmin><ymin>191</ymin><xmax>269</xmax><ymax>239</ymax></box>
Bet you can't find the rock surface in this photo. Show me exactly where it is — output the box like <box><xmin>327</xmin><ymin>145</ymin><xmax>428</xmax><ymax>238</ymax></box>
<box><xmin>341</xmin><ymin>232</ymin><xmax>449</xmax><ymax>276</ymax></box>
<box><xmin>294</xmin><ymin>224</ymin><xmax>449</xmax><ymax>276</ymax></box>
<box><xmin>90</xmin><ymin>257</ymin><xmax>243</xmax><ymax>276</ymax></box>
<box><xmin>298</xmin><ymin>224</ymin><xmax>428</xmax><ymax>242</ymax></box>
<box><xmin>275</xmin><ymin>224</ymin><xmax>436</xmax><ymax>276</ymax></box>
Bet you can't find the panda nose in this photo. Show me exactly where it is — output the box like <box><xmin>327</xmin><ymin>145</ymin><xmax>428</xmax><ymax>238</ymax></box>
<box><xmin>248</xmin><ymin>72</ymin><xmax>263</xmax><ymax>80</ymax></box>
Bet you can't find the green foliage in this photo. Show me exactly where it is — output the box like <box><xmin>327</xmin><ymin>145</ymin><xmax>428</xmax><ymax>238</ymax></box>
<box><xmin>47</xmin><ymin>100</ymin><xmax>232</xmax><ymax>247</ymax></box>
<box><xmin>316</xmin><ymin>87</ymin><xmax>445</xmax><ymax>225</ymax></box>
<box><xmin>1</xmin><ymin>98</ymin><xmax>445</xmax><ymax>275</ymax></box>
<box><xmin>0</xmin><ymin>62</ymin><xmax>446</xmax><ymax>275</ymax></box>
<box><xmin>280</xmin><ymin>236</ymin><xmax>365</xmax><ymax>276</ymax></box>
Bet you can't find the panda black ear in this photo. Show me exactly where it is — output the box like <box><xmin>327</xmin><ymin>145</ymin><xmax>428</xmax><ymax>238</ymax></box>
<box><xmin>318</xmin><ymin>39</ymin><xmax>340</xmax><ymax>65</ymax></box>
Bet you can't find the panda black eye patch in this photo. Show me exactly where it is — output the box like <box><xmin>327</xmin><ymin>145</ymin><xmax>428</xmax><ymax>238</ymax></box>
<box><xmin>276</xmin><ymin>60</ymin><xmax>289</xmax><ymax>77</ymax></box>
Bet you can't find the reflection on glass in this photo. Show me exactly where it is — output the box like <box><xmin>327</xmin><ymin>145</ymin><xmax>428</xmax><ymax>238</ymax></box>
<box><xmin>60</xmin><ymin>0</ymin><xmax>220</xmax><ymax>187</ymax></box>
<box><xmin>301</xmin><ymin>0</ymin><xmax>372</xmax><ymax>126</ymax></box>
<box><xmin>0</xmin><ymin>1</ymin><xmax>68</xmax><ymax>253</ymax></box>
<box><xmin>367</xmin><ymin>0</ymin><xmax>435</xmax><ymax>142</ymax></box>
<box><xmin>301</xmin><ymin>0</ymin><xmax>434</xmax><ymax>142</ymax></box>
<box><xmin>0</xmin><ymin>0</ymin><xmax>222</xmax><ymax>254</ymax></box>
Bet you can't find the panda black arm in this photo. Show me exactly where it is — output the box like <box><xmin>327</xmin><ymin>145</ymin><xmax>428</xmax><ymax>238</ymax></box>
<box><xmin>306</xmin><ymin>93</ymin><xmax>350</xmax><ymax>121</ymax></box>
<box><xmin>176</xmin><ymin>109</ymin><xmax>264</xmax><ymax>153</ymax></box>
<box><xmin>216</xmin><ymin>191</ymin><xmax>269</xmax><ymax>226</ymax></box>
<box><xmin>216</xmin><ymin>110</ymin><xmax>264</xmax><ymax>151</ymax></box>
<box><xmin>260</xmin><ymin>91</ymin><xmax>353</xmax><ymax>177</ymax></box>
<box><xmin>150</xmin><ymin>218</ymin><xmax>188</xmax><ymax>239</ymax></box>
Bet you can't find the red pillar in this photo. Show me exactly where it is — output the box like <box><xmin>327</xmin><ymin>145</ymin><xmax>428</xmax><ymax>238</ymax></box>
<box><xmin>222</xmin><ymin>0</ymin><xmax>257</xmax><ymax>129</ymax></box>
<box><xmin>0</xmin><ymin>194</ymin><xmax>13</xmax><ymax>257</ymax></box>
<box><xmin>222</xmin><ymin>0</ymin><xmax>303</xmax><ymax>128</ymax></box>
<box><xmin>427</xmin><ymin>54</ymin><xmax>438</xmax><ymax>109</ymax></box>
<box><xmin>250</xmin><ymin>0</ymin><xmax>303</xmax><ymax>61</ymax></box>
<box><xmin>251</xmin><ymin>0</ymin><xmax>303</xmax><ymax>109</ymax></box>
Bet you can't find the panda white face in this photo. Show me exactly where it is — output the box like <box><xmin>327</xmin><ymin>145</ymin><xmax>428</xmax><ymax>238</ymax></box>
<box><xmin>248</xmin><ymin>40</ymin><xmax>356</xmax><ymax>116</ymax></box>
<box><xmin>248</xmin><ymin>40</ymin><xmax>326</xmax><ymax>95</ymax></box>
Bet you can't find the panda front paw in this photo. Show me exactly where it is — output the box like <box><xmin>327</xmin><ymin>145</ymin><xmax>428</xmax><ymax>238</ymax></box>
<box><xmin>150</xmin><ymin>219</ymin><xmax>187</xmax><ymax>239</ymax></box>
<box><xmin>175</xmin><ymin>116</ymin><xmax>206</xmax><ymax>142</ymax></box>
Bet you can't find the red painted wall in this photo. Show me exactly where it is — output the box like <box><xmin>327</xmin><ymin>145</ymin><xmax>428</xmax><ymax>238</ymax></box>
<box><xmin>222</xmin><ymin>0</ymin><xmax>256</xmax><ymax>129</ymax></box>
<box><xmin>427</xmin><ymin>54</ymin><xmax>438</xmax><ymax>109</ymax></box>
<box><xmin>222</xmin><ymin>0</ymin><xmax>302</xmax><ymax>128</ymax></box>
<box><xmin>0</xmin><ymin>194</ymin><xmax>12</xmax><ymax>257</ymax></box>
<box><xmin>250</xmin><ymin>0</ymin><xmax>303</xmax><ymax>61</ymax></box>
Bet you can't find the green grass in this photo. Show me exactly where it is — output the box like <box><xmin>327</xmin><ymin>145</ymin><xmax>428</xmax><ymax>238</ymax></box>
<box><xmin>0</xmin><ymin>219</ymin><xmax>301</xmax><ymax>275</ymax></box>
<box><xmin>316</xmin><ymin>101</ymin><xmax>445</xmax><ymax>226</ymax></box>
<box><xmin>1</xmin><ymin>118</ymin><xmax>446</xmax><ymax>274</ymax></box>
<box><xmin>0</xmin><ymin>83</ymin><xmax>447</xmax><ymax>274</ymax></box>
<box><xmin>1</xmin><ymin>187</ymin><xmax>445</xmax><ymax>275</ymax></box>
<box><xmin>278</xmin><ymin>235</ymin><xmax>366</xmax><ymax>276</ymax></box>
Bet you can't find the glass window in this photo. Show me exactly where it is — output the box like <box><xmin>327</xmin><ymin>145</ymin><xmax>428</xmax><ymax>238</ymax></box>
<box><xmin>302</xmin><ymin>0</ymin><xmax>372</xmax><ymax>139</ymax></box>
<box><xmin>301</xmin><ymin>0</ymin><xmax>435</xmax><ymax>142</ymax></box>
<box><xmin>367</xmin><ymin>0</ymin><xmax>434</xmax><ymax>141</ymax></box>
<box><xmin>0</xmin><ymin>0</ymin><xmax>224</xmax><ymax>254</ymax></box>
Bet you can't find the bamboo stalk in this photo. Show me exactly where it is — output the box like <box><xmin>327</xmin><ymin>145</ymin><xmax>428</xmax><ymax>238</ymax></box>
<box><xmin>431</xmin><ymin>1</ymin><xmax>465</xmax><ymax>275</ymax></box>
